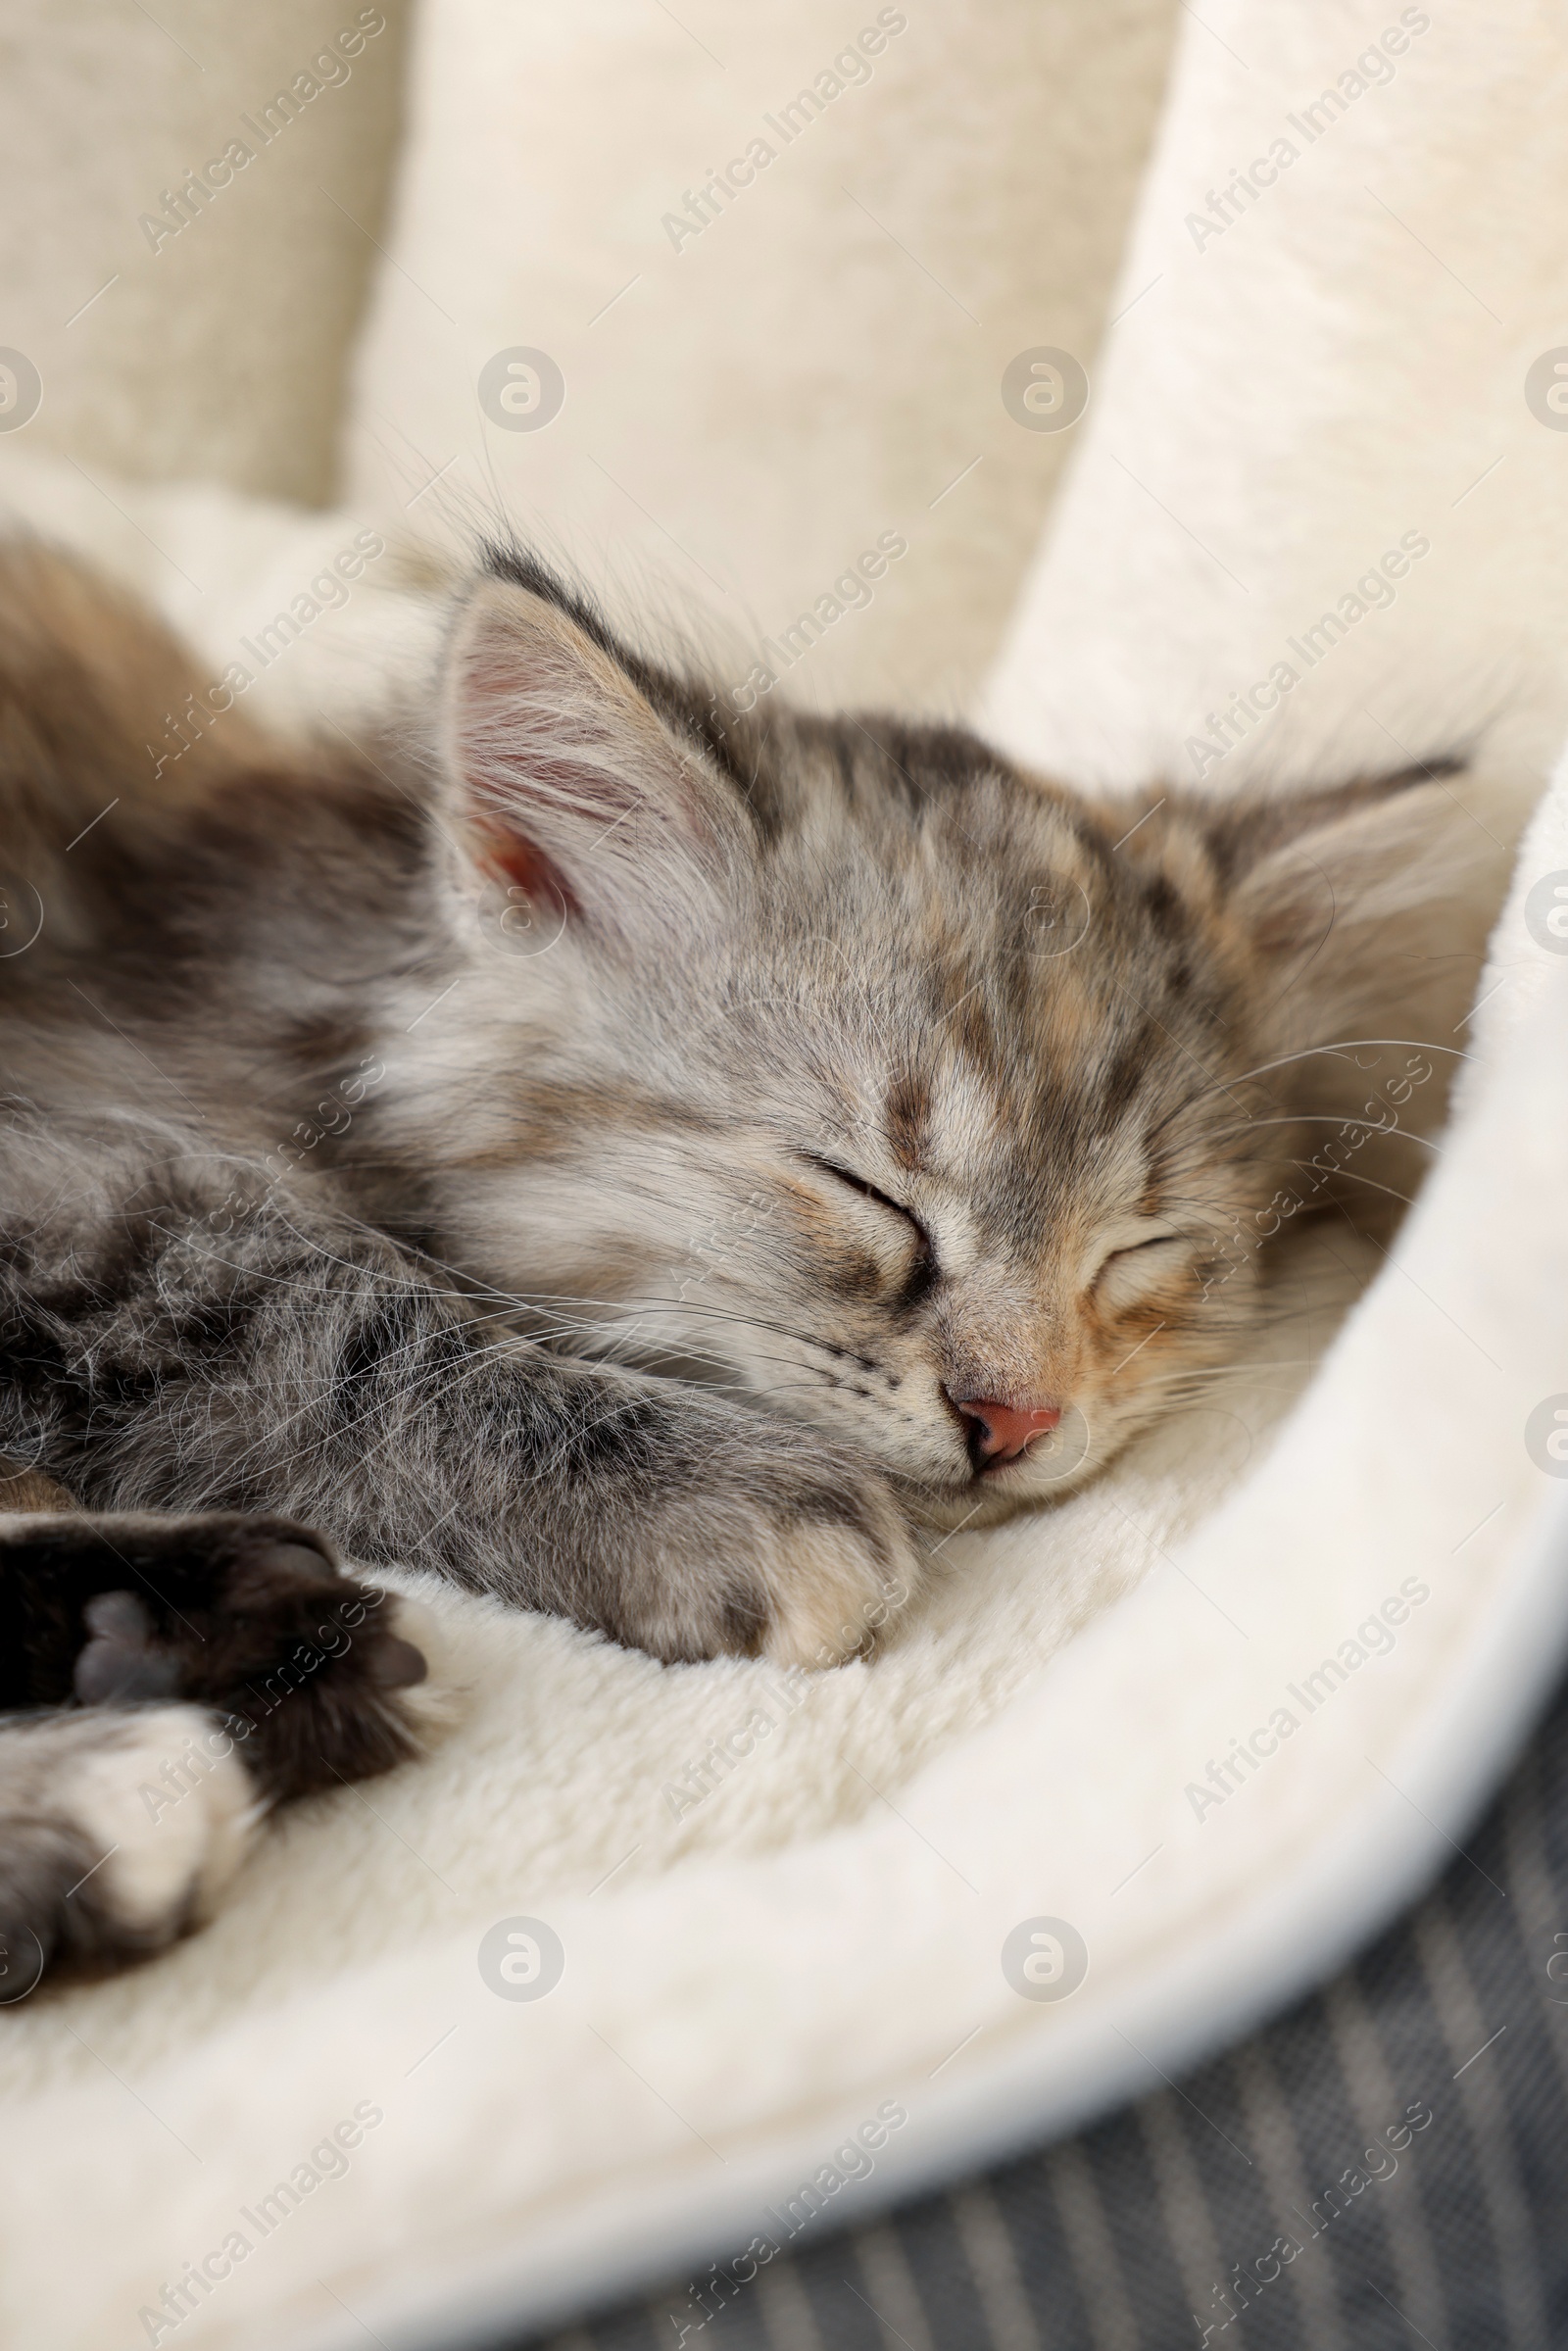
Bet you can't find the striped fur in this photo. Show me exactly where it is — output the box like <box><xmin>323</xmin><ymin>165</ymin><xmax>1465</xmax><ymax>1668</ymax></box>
<box><xmin>0</xmin><ymin>537</ymin><xmax>1505</xmax><ymax>1976</ymax></box>
<box><xmin>0</xmin><ymin>539</ymin><xmax>1504</xmax><ymax>1605</ymax></box>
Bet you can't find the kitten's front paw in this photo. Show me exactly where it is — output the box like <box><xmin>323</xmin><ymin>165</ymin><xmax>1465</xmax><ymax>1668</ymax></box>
<box><xmin>624</xmin><ymin>1447</ymin><xmax>921</xmax><ymax>1668</ymax></box>
<box><xmin>0</xmin><ymin>1705</ymin><xmax>260</xmax><ymax>1987</ymax></box>
<box><xmin>744</xmin><ymin>1475</ymin><xmax>920</xmax><ymax>1669</ymax></box>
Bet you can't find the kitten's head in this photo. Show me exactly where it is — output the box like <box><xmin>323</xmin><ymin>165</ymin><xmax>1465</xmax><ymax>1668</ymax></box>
<box><xmin>389</xmin><ymin>555</ymin><xmax>1492</xmax><ymax>1525</ymax></box>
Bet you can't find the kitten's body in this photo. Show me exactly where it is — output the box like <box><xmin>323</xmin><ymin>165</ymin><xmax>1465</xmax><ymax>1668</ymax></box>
<box><xmin>0</xmin><ymin>540</ymin><xmax>1503</xmax><ymax>1981</ymax></box>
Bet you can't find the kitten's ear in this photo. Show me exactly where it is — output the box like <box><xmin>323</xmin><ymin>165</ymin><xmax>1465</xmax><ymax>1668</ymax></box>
<box><xmin>439</xmin><ymin>573</ymin><xmax>751</xmax><ymax>943</ymax></box>
<box><xmin>1211</xmin><ymin>768</ymin><xmax>1507</xmax><ymax>1073</ymax></box>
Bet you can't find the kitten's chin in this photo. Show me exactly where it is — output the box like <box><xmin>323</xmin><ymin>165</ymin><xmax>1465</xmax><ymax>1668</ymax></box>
<box><xmin>899</xmin><ymin>1466</ymin><xmax>1087</xmax><ymax>1532</ymax></box>
<box><xmin>900</xmin><ymin>1433</ymin><xmax>1128</xmax><ymax>1530</ymax></box>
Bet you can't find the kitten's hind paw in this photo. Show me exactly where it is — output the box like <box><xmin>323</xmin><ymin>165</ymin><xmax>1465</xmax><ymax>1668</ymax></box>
<box><xmin>0</xmin><ymin>1704</ymin><xmax>261</xmax><ymax>1990</ymax></box>
<box><xmin>11</xmin><ymin>1509</ymin><xmax>453</xmax><ymax>1805</ymax></box>
<box><xmin>137</xmin><ymin>1525</ymin><xmax>453</xmax><ymax>1803</ymax></box>
<box><xmin>74</xmin><ymin>1590</ymin><xmax>184</xmax><ymax>1704</ymax></box>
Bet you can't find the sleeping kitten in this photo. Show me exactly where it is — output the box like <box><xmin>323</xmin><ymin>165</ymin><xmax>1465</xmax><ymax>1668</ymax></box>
<box><xmin>0</xmin><ymin>539</ymin><xmax>1500</xmax><ymax>1983</ymax></box>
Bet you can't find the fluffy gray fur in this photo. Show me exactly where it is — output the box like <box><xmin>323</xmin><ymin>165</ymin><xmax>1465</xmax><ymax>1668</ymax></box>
<box><xmin>0</xmin><ymin>538</ymin><xmax>1504</xmax><ymax>1976</ymax></box>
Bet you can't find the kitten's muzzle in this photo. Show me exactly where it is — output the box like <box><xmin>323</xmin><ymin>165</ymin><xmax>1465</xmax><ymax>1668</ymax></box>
<box><xmin>947</xmin><ymin>1393</ymin><xmax>1062</xmax><ymax>1475</ymax></box>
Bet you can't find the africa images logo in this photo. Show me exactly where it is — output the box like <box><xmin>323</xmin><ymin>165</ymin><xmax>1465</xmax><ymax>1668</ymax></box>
<box><xmin>477</xmin><ymin>1916</ymin><xmax>565</xmax><ymax>2000</ymax></box>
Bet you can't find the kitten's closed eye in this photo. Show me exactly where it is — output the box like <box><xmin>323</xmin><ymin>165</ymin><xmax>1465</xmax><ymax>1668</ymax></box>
<box><xmin>803</xmin><ymin>1155</ymin><xmax>937</xmax><ymax>1290</ymax></box>
<box><xmin>1089</xmin><ymin>1229</ymin><xmax>1188</xmax><ymax>1311</ymax></box>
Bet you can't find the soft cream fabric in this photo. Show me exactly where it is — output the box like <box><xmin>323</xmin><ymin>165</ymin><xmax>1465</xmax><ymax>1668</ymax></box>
<box><xmin>0</xmin><ymin>446</ymin><xmax>441</xmax><ymax>736</ymax></box>
<box><xmin>2</xmin><ymin>6</ymin><xmax>1567</xmax><ymax>2348</ymax></box>
<box><xmin>0</xmin><ymin>1</ymin><xmax>409</xmax><ymax>506</ymax></box>
<box><xmin>340</xmin><ymin>0</ymin><xmax>1179</xmax><ymax>716</ymax></box>
<box><xmin>0</xmin><ymin>790</ymin><xmax>1560</xmax><ymax>2350</ymax></box>
<box><xmin>982</xmin><ymin>0</ymin><xmax>1568</xmax><ymax>818</ymax></box>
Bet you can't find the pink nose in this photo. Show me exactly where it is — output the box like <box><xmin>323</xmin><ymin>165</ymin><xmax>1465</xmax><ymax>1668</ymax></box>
<box><xmin>950</xmin><ymin>1395</ymin><xmax>1062</xmax><ymax>1466</ymax></box>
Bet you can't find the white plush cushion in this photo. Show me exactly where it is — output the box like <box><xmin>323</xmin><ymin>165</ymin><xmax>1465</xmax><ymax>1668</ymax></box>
<box><xmin>0</xmin><ymin>1</ymin><xmax>408</xmax><ymax>506</ymax></box>
<box><xmin>340</xmin><ymin>0</ymin><xmax>1179</xmax><ymax>715</ymax></box>
<box><xmin>1</xmin><ymin>795</ymin><xmax>1563</xmax><ymax>2350</ymax></box>
<box><xmin>982</xmin><ymin>0</ymin><xmax>1568</xmax><ymax>815</ymax></box>
<box><xmin>4</xmin><ymin>7</ymin><xmax>1568</xmax><ymax>2348</ymax></box>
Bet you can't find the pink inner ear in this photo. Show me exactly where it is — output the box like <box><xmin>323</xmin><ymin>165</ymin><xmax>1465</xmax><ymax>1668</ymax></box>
<box><xmin>475</xmin><ymin>821</ymin><xmax>578</xmax><ymax>919</ymax></box>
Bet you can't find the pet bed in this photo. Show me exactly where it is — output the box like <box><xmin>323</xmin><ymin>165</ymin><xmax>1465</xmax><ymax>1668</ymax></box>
<box><xmin>3</xmin><ymin>5</ymin><xmax>1568</xmax><ymax>2347</ymax></box>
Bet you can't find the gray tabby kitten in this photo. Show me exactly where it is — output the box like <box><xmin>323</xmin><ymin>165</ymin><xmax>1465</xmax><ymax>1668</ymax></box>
<box><xmin>0</xmin><ymin>540</ymin><xmax>1497</xmax><ymax>1985</ymax></box>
